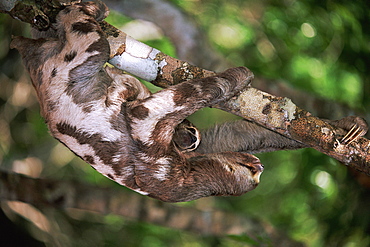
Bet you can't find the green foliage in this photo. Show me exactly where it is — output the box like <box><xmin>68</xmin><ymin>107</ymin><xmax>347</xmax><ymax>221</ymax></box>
<box><xmin>173</xmin><ymin>0</ymin><xmax>369</xmax><ymax>110</ymax></box>
<box><xmin>1</xmin><ymin>0</ymin><xmax>369</xmax><ymax>247</ymax></box>
<box><xmin>228</xmin><ymin>234</ymin><xmax>272</xmax><ymax>246</ymax></box>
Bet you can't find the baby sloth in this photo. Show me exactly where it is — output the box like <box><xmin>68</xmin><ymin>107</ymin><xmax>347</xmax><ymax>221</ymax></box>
<box><xmin>11</xmin><ymin>2</ymin><xmax>367</xmax><ymax>202</ymax></box>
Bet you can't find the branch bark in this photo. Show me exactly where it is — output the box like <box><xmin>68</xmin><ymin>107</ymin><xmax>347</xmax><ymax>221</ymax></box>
<box><xmin>1</xmin><ymin>0</ymin><xmax>369</xmax><ymax>174</ymax></box>
<box><xmin>0</xmin><ymin>170</ymin><xmax>303</xmax><ymax>246</ymax></box>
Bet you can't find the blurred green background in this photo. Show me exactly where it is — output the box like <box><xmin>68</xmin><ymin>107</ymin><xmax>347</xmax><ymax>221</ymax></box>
<box><xmin>0</xmin><ymin>0</ymin><xmax>369</xmax><ymax>246</ymax></box>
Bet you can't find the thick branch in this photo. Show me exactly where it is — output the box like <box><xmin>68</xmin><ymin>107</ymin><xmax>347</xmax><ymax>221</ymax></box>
<box><xmin>102</xmin><ymin>22</ymin><xmax>370</xmax><ymax>174</ymax></box>
<box><xmin>0</xmin><ymin>170</ymin><xmax>303</xmax><ymax>246</ymax></box>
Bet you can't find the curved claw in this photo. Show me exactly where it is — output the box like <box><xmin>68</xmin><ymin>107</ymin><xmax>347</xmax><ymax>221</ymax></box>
<box><xmin>340</xmin><ymin>125</ymin><xmax>367</xmax><ymax>145</ymax></box>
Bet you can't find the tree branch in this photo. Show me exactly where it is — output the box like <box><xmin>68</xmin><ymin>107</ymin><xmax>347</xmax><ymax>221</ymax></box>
<box><xmin>102</xmin><ymin>21</ymin><xmax>370</xmax><ymax>175</ymax></box>
<box><xmin>0</xmin><ymin>170</ymin><xmax>303</xmax><ymax>246</ymax></box>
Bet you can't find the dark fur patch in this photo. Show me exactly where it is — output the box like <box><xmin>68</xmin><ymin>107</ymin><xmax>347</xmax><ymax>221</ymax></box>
<box><xmin>35</xmin><ymin>69</ymin><xmax>44</xmax><ymax>87</ymax></box>
<box><xmin>56</xmin><ymin>122</ymin><xmax>120</xmax><ymax>166</ymax></box>
<box><xmin>51</xmin><ymin>68</ymin><xmax>57</xmax><ymax>77</ymax></box>
<box><xmin>64</xmin><ymin>50</ymin><xmax>77</xmax><ymax>62</ymax></box>
<box><xmin>66</xmin><ymin>57</ymin><xmax>111</xmax><ymax>105</ymax></box>
<box><xmin>130</xmin><ymin>105</ymin><xmax>149</xmax><ymax>120</ymax></box>
<box><xmin>172</xmin><ymin>82</ymin><xmax>198</xmax><ymax>105</ymax></box>
<box><xmin>47</xmin><ymin>100</ymin><xmax>59</xmax><ymax>113</ymax></box>
<box><xmin>84</xmin><ymin>155</ymin><xmax>95</xmax><ymax>164</ymax></box>
<box><xmin>86</xmin><ymin>37</ymin><xmax>108</xmax><ymax>53</ymax></box>
<box><xmin>68</xmin><ymin>54</ymin><xmax>106</xmax><ymax>82</ymax></box>
<box><xmin>72</xmin><ymin>22</ymin><xmax>95</xmax><ymax>35</ymax></box>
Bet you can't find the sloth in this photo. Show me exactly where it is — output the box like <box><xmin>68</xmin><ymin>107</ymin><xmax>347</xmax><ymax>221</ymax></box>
<box><xmin>11</xmin><ymin>2</ymin><xmax>367</xmax><ymax>202</ymax></box>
